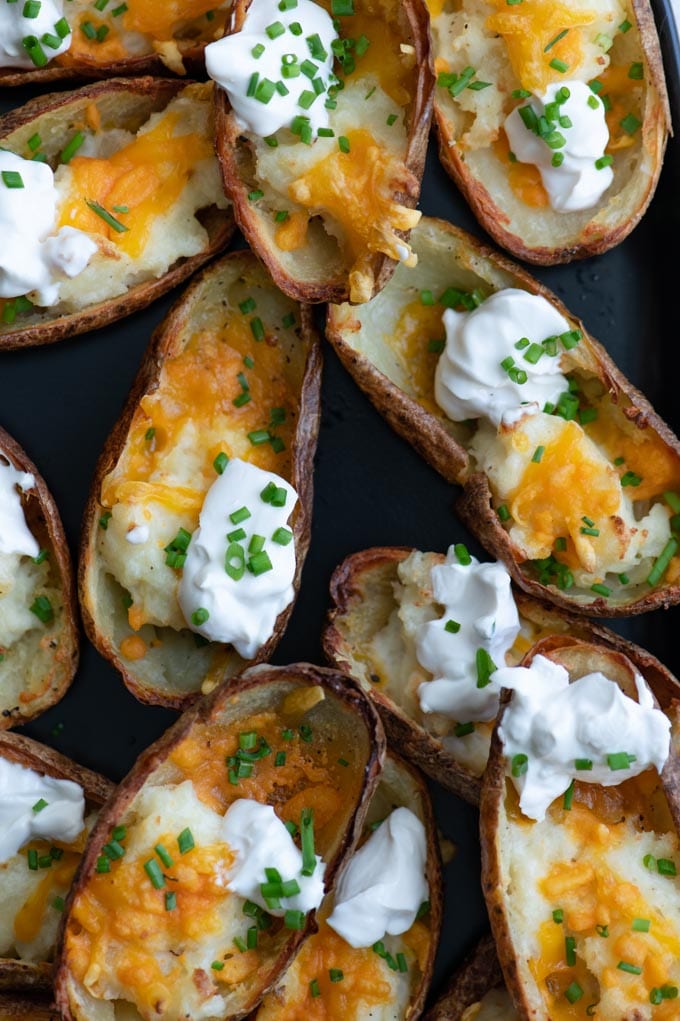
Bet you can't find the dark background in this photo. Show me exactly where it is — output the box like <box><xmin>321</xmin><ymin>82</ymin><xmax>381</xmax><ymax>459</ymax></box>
<box><xmin>1</xmin><ymin>0</ymin><xmax>679</xmax><ymax>998</ymax></box>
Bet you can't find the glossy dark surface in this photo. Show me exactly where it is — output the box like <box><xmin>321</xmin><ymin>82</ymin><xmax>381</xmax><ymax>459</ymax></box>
<box><xmin>1</xmin><ymin>0</ymin><xmax>679</xmax><ymax>1000</ymax></box>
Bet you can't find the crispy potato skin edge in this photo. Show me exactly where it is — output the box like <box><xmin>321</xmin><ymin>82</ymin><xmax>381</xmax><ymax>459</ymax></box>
<box><xmin>0</xmin><ymin>78</ymin><xmax>235</xmax><ymax>352</ymax></box>
<box><xmin>421</xmin><ymin>934</ymin><xmax>504</xmax><ymax>1021</ymax></box>
<box><xmin>78</xmin><ymin>249</ymin><xmax>322</xmax><ymax>710</ymax></box>
<box><xmin>53</xmin><ymin>663</ymin><xmax>387</xmax><ymax>1021</ymax></box>
<box><xmin>480</xmin><ymin>639</ymin><xmax>680</xmax><ymax>1020</ymax></box>
<box><xmin>323</xmin><ymin>546</ymin><xmax>680</xmax><ymax>804</ymax></box>
<box><xmin>0</xmin><ymin>993</ymin><xmax>60</xmax><ymax>1019</ymax></box>
<box><xmin>325</xmin><ymin>216</ymin><xmax>680</xmax><ymax>616</ymax></box>
<box><xmin>0</xmin><ymin>732</ymin><xmax>115</xmax><ymax>991</ymax></box>
<box><xmin>0</xmin><ymin>43</ymin><xmax>210</xmax><ymax>87</ymax></box>
<box><xmin>214</xmin><ymin>0</ymin><xmax>435</xmax><ymax>304</ymax></box>
<box><xmin>432</xmin><ymin>0</ymin><xmax>671</xmax><ymax>265</ymax></box>
<box><xmin>0</xmin><ymin>426</ymin><xmax>79</xmax><ymax>730</ymax></box>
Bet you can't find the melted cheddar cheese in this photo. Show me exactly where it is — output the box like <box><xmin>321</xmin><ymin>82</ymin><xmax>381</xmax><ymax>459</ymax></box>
<box><xmin>391</xmin><ymin>299</ymin><xmax>448</xmax><ymax>414</ymax></box>
<box><xmin>485</xmin><ymin>0</ymin><xmax>599</xmax><ymax>94</ymax></box>
<box><xmin>59</xmin><ymin>1</ymin><xmax>229</xmax><ymax>67</ymax></box>
<box><xmin>287</xmin><ymin>129</ymin><xmax>420</xmax><ymax>303</ymax></box>
<box><xmin>493</xmin><ymin>134</ymin><xmax>549</xmax><ymax>208</ymax></box>
<box><xmin>58</xmin><ymin>111</ymin><xmax>213</xmax><ymax>260</ymax></box>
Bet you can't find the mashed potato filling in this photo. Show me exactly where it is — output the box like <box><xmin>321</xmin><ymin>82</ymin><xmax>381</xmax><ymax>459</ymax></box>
<box><xmin>53</xmin><ymin>84</ymin><xmax>229</xmax><ymax>312</ymax></box>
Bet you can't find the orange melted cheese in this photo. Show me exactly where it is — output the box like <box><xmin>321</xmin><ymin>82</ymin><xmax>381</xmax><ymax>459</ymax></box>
<box><xmin>529</xmin><ymin>781</ymin><xmax>680</xmax><ymax>1018</ymax></box>
<box><xmin>57</xmin><ymin>111</ymin><xmax>212</xmax><ymax>260</ymax></box>
<box><xmin>14</xmin><ymin>841</ymin><xmax>82</xmax><ymax>944</ymax></box>
<box><xmin>60</xmin><ymin>2</ymin><xmax>227</xmax><ymax>66</ymax></box>
<box><xmin>287</xmin><ymin>129</ymin><xmax>419</xmax><ymax>299</ymax></box>
<box><xmin>485</xmin><ymin>0</ymin><xmax>598</xmax><ymax>94</ymax></box>
<box><xmin>101</xmin><ymin>318</ymin><xmax>297</xmax><ymax>514</ymax></box>
<box><xmin>493</xmin><ymin>133</ymin><xmax>549</xmax><ymax>208</ymax></box>
<box><xmin>587</xmin><ymin>407</ymin><xmax>680</xmax><ymax>504</ymax></box>
<box><xmin>391</xmin><ymin>298</ymin><xmax>447</xmax><ymax>415</ymax></box>
<box><xmin>509</xmin><ymin>419</ymin><xmax>621</xmax><ymax>563</ymax></box>
<box><xmin>168</xmin><ymin>710</ymin><xmax>356</xmax><ymax>839</ymax></box>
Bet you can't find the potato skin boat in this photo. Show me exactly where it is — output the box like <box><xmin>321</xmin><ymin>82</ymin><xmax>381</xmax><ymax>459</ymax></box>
<box><xmin>0</xmin><ymin>78</ymin><xmax>235</xmax><ymax>352</ymax></box>
<box><xmin>54</xmin><ymin>663</ymin><xmax>386</xmax><ymax>1021</ymax></box>
<box><xmin>431</xmin><ymin>0</ymin><xmax>670</xmax><ymax>264</ymax></box>
<box><xmin>214</xmin><ymin>0</ymin><xmax>434</xmax><ymax>305</ymax></box>
<box><xmin>323</xmin><ymin>546</ymin><xmax>680</xmax><ymax>804</ymax></box>
<box><xmin>0</xmin><ymin>996</ymin><xmax>60</xmax><ymax>1021</ymax></box>
<box><xmin>79</xmin><ymin>250</ymin><xmax>322</xmax><ymax>709</ymax></box>
<box><xmin>326</xmin><ymin>215</ymin><xmax>680</xmax><ymax>616</ymax></box>
<box><xmin>0</xmin><ymin>732</ymin><xmax>114</xmax><ymax>992</ymax></box>
<box><xmin>253</xmin><ymin>751</ymin><xmax>442</xmax><ymax>1021</ymax></box>
<box><xmin>0</xmin><ymin>427</ymin><xmax>78</xmax><ymax>729</ymax></box>
<box><xmin>480</xmin><ymin>638</ymin><xmax>680</xmax><ymax>1021</ymax></box>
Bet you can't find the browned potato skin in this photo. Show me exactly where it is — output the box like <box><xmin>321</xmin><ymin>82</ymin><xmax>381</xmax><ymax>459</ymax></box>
<box><xmin>323</xmin><ymin>547</ymin><xmax>680</xmax><ymax>804</ymax></box>
<box><xmin>54</xmin><ymin>663</ymin><xmax>387</xmax><ymax>1021</ymax></box>
<box><xmin>253</xmin><ymin>750</ymin><xmax>442</xmax><ymax>1021</ymax></box>
<box><xmin>480</xmin><ymin>639</ymin><xmax>680</xmax><ymax>1021</ymax></box>
<box><xmin>0</xmin><ymin>78</ymin><xmax>235</xmax><ymax>352</ymax></box>
<box><xmin>0</xmin><ymin>42</ymin><xmax>211</xmax><ymax>87</ymax></box>
<box><xmin>0</xmin><ymin>427</ymin><xmax>78</xmax><ymax>730</ymax></box>
<box><xmin>214</xmin><ymin>0</ymin><xmax>434</xmax><ymax>305</ymax></box>
<box><xmin>433</xmin><ymin>0</ymin><xmax>670</xmax><ymax>265</ymax></box>
<box><xmin>0</xmin><ymin>732</ymin><xmax>114</xmax><ymax>992</ymax></box>
<box><xmin>421</xmin><ymin>935</ymin><xmax>504</xmax><ymax>1021</ymax></box>
<box><xmin>326</xmin><ymin>216</ymin><xmax>680</xmax><ymax>616</ymax></box>
<box><xmin>78</xmin><ymin>250</ymin><xmax>322</xmax><ymax>710</ymax></box>
<box><xmin>0</xmin><ymin>995</ymin><xmax>60</xmax><ymax>1021</ymax></box>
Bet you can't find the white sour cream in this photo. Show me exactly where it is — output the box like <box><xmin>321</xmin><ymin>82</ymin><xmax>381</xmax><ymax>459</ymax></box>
<box><xmin>205</xmin><ymin>0</ymin><xmax>337</xmax><ymax>137</ymax></box>
<box><xmin>416</xmin><ymin>549</ymin><xmax>521</xmax><ymax>723</ymax></box>
<box><xmin>0</xmin><ymin>756</ymin><xmax>85</xmax><ymax>865</ymax></box>
<box><xmin>327</xmin><ymin>808</ymin><xmax>428</xmax><ymax>948</ymax></box>
<box><xmin>222</xmin><ymin>799</ymin><xmax>325</xmax><ymax>916</ymax></box>
<box><xmin>495</xmin><ymin>654</ymin><xmax>671</xmax><ymax>821</ymax></box>
<box><xmin>0</xmin><ymin>151</ymin><xmax>97</xmax><ymax>306</ymax></box>
<box><xmin>0</xmin><ymin>0</ymin><xmax>71</xmax><ymax>69</ymax></box>
<box><xmin>434</xmin><ymin>289</ymin><xmax>570</xmax><ymax>428</ymax></box>
<box><xmin>178</xmin><ymin>457</ymin><xmax>297</xmax><ymax>659</ymax></box>
<box><xmin>504</xmin><ymin>81</ymin><xmax>614</xmax><ymax>213</ymax></box>
<box><xmin>0</xmin><ymin>459</ymin><xmax>38</xmax><ymax>558</ymax></box>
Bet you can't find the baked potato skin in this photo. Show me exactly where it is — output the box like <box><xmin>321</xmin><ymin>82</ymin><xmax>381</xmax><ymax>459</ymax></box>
<box><xmin>432</xmin><ymin>0</ymin><xmax>670</xmax><ymax>265</ymax></box>
<box><xmin>79</xmin><ymin>250</ymin><xmax>322</xmax><ymax>710</ymax></box>
<box><xmin>214</xmin><ymin>0</ymin><xmax>435</xmax><ymax>305</ymax></box>
<box><xmin>0</xmin><ymin>427</ymin><xmax>78</xmax><ymax>730</ymax></box>
<box><xmin>323</xmin><ymin>547</ymin><xmax>680</xmax><ymax>805</ymax></box>
<box><xmin>0</xmin><ymin>78</ymin><xmax>235</xmax><ymax>352</ymax></box>
<box><xmin>54</xmin><ymin>663</ymin><xmax>386</xmax><ymax>1021</ymax></box>
<box><xmin>0</xmin><ymin>995</ymin><xmax>60</xmax><ymax>1021</ymax></box>
<box><xmin>480</xmin><ymin>639</ymin><xmax>680</xmax><ymax>1021</ymax></box>
<box><xmin>326</xmin><ymin>216</ymin><xmax>680</xmax><ymax>616</ymax></box>
<box><xmin>0</xmin><ymin>732</ymin><xmax>114</xmax><ymax>992</ymax></box>
<box><xmin>421</xmin><ymin>935</ymin><xmax>505</xmax><ymax>1021</ymax></box>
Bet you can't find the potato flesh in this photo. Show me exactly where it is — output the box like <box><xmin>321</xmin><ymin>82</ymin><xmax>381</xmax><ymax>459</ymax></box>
<box><xmin>463</xmin><ymin>989</ymin><xmax>518</xmax><ymax>1021</ymax></box>
<box><xmin>53</xmin><ymin>87</ymin><xmax>228</xmax><ymax>314</ymax></box>
<box><xmin>503</xmin><ymin>783</ymin><xmax>680</xmax><ymax>1019</ymax></box>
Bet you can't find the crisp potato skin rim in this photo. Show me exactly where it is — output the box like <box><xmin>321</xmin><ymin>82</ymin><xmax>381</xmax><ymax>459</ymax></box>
<box><xmin>214</xmin><ymin>0</ymin><xmax>435</xmax><ymax>304</ymax></box>
<box><xmin>322</xmin><ymin>546</ymin><xmax>680</xmax><ymax>805</ymax></box>
<box><xmin>0</xmin><ymin>731</ymin><xmax>114</xmax><ymax>991</ymax></box>
<box><xmin>53</xmin><ymin>662</ymin><xmax>387</xmax><ymax>1021</ymax></box>
<box><xmin>421</xmin><ymin>934</ymin><xmax>504</xmax><ymax>1021</ymax></box>
<box><xmin>0</xmin><ymin>77</ymin><xmax>235</xmax><ymax>352</ymax></box>
<box><xmin>0</xmin><ymin>425</ymin><xmax>79</xmax><ymax>730</ymax></box>
<box><xmin>432</xmin><ymin>0</ymin><xmax>671</xmax><ymax>265</ymax></box>
<box><xmin>78</xmin><ymin>248</ymin><xmax>322</xmax><ymax>709</ymax></box>
<box><xmin>325</xmin><ymin>215</ymin><xmax>680</xmax><ymax>617</ymax></box>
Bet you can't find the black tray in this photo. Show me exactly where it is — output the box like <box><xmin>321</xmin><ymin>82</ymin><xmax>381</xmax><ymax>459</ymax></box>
<box><xmin>2</xmin><ymin>0</ymin><xmax>679</xmax><ymax>1000</ymax></box>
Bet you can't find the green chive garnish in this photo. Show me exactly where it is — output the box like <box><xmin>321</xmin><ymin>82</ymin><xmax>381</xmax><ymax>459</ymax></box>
<box><xmin>144</xmin><ymin>859</ymin><xmax>165</xmax><ymax>889</ymax></box>
<box><xmin>177</xmin><ymin>828</ymin><xmax>194</xmax><ymax>854</ymax></box>
<box><xmin>86</xmin><ymin>200</ymin><xmax>129</xmax><ymax>233</ymax></box>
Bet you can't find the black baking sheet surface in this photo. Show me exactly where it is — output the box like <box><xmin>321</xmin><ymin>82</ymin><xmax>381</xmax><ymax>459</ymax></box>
<box><xmin>2</xmin><ymin>0</ymin><xmax>680</xmax><ymax>999</ymax></box>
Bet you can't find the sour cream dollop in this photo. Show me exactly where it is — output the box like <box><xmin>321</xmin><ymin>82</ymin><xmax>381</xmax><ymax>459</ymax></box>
<box><xmin>496</xmin><ymin>654</ymin><xmax>671</xmax><ymax>821</ymax></box>
<box><xmin>222</xmin><ymin>799</ymin><xmax>325</xmax><ymax>915</ymax></box>
<box><xmin>416</xmin><ymin>549</ymin><xmax>521</xmax><ymax>723</ymax></box>
<box><xmin>178</xmin><ymin>457</ymin><xmax>297</xmax><ymax>659</ymax></box>
<box><xmin>434</xmin><ymin>289</ymin><xmax>570</xmax><ymax>428</ymax></box>
<box><xmin>0</xmin><ymin>151</ymin><xmax>97</xmax><ymax>306</ymax></box>
<box><xmin>0</xmin><ymin>0</ymin><xmax>71</xmax><ymax>69</ymax></box>
<box><xmin>504</xmin><ymin>81</ymin><xmax>614</xmax><ymax>213</ymax></box>
<box><xmin>327</xmin><ymin>808</ymin><xmax>428</xmax><ymax>948</ymax></box>
<box><xmin>0</xmin><ymin>459</ymin><xmax>38</xmax><ymax>559</ymax></box>
<box><xmin>205</xmin><ymin>0</ymin><xmax>337</xmax><ymax>137</ymax></box>
<box><xmin>0</xmin><ymin>756</ymin><xmax>85</xmax><ymax>865</ymax></box>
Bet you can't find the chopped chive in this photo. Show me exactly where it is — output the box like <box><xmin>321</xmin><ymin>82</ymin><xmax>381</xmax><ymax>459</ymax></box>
<box><xmin>329</xmin><ymin>968</ymin><xmax>344</xmax><ymax>982</ymax></box>
<box><xmin>444</xmin><ymin>619</ymin><xmax>461</xmax><ymax>633</ymax></box>
<box><xmin>230</xmin><ymin>506</ymin><xmax>251</xmax><ymax>524</ymax></box>
<box><xmin>563</xmin><ymin>779</ymin><xmax>574</xmax><ymax>811</ymax></box>
<box><xmin>272</xmin><ymin>527</ymin><xmax>293</xmax><ymax>546</ymax></box>
<box><xmin>565</xmin><ymin>935</ymin><xmax>576</xmax><ymax>966</ymax></box>
<box><xmin>565</xmin><ymin>982</ymin><xmax>583</xmax><ymax>1004</ymax></box>
<box><xmin>532</xmin><ymin>445</ymin><xmax>545</xmax><ymax>463</ymax></box>
<box><xmin>30</xmin><ymin>596</ymin><xmax>53</xmax><ymax>624</ymax></box>
<box><xmin>497</xmin><ymin>504</ymin><xmax>510</xmax><ymax>522</ymax></box>
<box><xmin>250</xmin><ymin>317</ymin><xmax>265</xmax><ymax>341</ymax></box>
<box><xmin>549</xmin><ymin>58</ymin><xmax>569</xmax><ymax>73</ymax></box>
<box><xmin>658</xmin><ymin>858</ymin><xmax>677</xmax><ymax>876</ymax></box>
<box><xmin>211</xmin><ymin>960</ymin><xmax>225</xmax><ymax>971</ymax></box>
<box><xmin>213</xmin><ymin>452</ymin><xmax>229</xmax><ymax>475</ymax></box>
<box><xmin>454</xmin><ymin>722</ymin><xmax>475</xmax><ymax>737</ymax></box>
<box><xmin>95</xmin><ymin>855</ymin><xmax>109</xmax><ymax>873</ymax></box>
<box><xmin>275</xmin><ymin>751</ymin><xmax>286</xmax><ymax>767</ymax></box>
<box><xmin>233</xmin><ymin>936</ymin><xmax>247</xmax><ymax>953</ymax></box>
<box><xmin>552</xmin><ymin>909</ymin><xmax>564</xmax><ymax>924</ymax></box>
<box><xmin>596</xmin><ymin>924</ymin><xmax>609</xmax><ymax>937</ymax></box>
<box><xmin>32</xmin><ymin>798</ymin><xmax>48</xmax><ymax>813</ymax></box>
<box><xmin>591</xmin><ymin>583</ymin><xmax>610</xmax><ymax>597</ymax></box>
<box><xmin>607</xmin><ymin>751</ymin><xmax>636</xmax><ymax>770</ymax></box>
<box><xmin>632</xmin><ymin>918</ymin><xmax>650</xmax><ymax>932</ymax></box>
<box><xmin>544</xmin><ymin>28</ymin><xmax>568</xmax><ymax>52</ymax></box>
<box><xmin>165</xmin><ymin>892</ymin><xmax>177</xmax><ymax>911</ymax></box>
<box><xmin>511</xmin><ymin>754</ymin><xmax>528</xmax><ymax>777</ymax></box>
<box><xmin>309</xmin><ymin>979</ymin><xmax>321</xmax><ymax>998</ymax></box>
<box><xmin>476</xmin><ymin>648</ymin><xmax>496</xmax><ymax>688</ymax></box>
<box><xmin>144</xmin><ymin>859</ymin><xmax>165</xmax><ymax>889</ymax></box>
<box><xmin>647</xmin><ymin>537</ymin><xmax>678</xmax><ymax>587</ymax></box>
<box><xmin>618</xmin><ymin>961</ymin><xmax>642</xmax><ymax>975</ymax></box>
<box><xmin>1</xmin><ymin>171</ymin><xmax>24</xmax><ymax>189</ymax></box>
<box><xmin>155</xmin><ymin>844</ymin><xmax>174</xmax><ymax>869</ymax></box>
<box><xmin>300</xmin><ymin>808</ymin><xmax>316</xmax><ymax>876</ymax></box>
<box><xmin>86</xmin><ymin>200</ymin><xmax>129</xmax><ymax>233</ymax></box>
<box><xmin>628</xmin><ymin>62</ymin><xmax>644</xmax><ymax>80</ymax></box>
<box><xmin>595</xmin><ymin>155</ymin><xmax>613</xmax><ymax>170</ymax></box>
<box><xmin>233</xmin><ymin>391</ymin><xmax>251</xmax><ymax>407</ymax></box>
<box><xmin>177</xmin><ymin>828</ymin><xmax>194</xmax><ymax>854</ymax></box>
<box><xmin>454</xmin><ymin>543</ymin><xmax>471</xmax><ymax>565</ymax></box>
